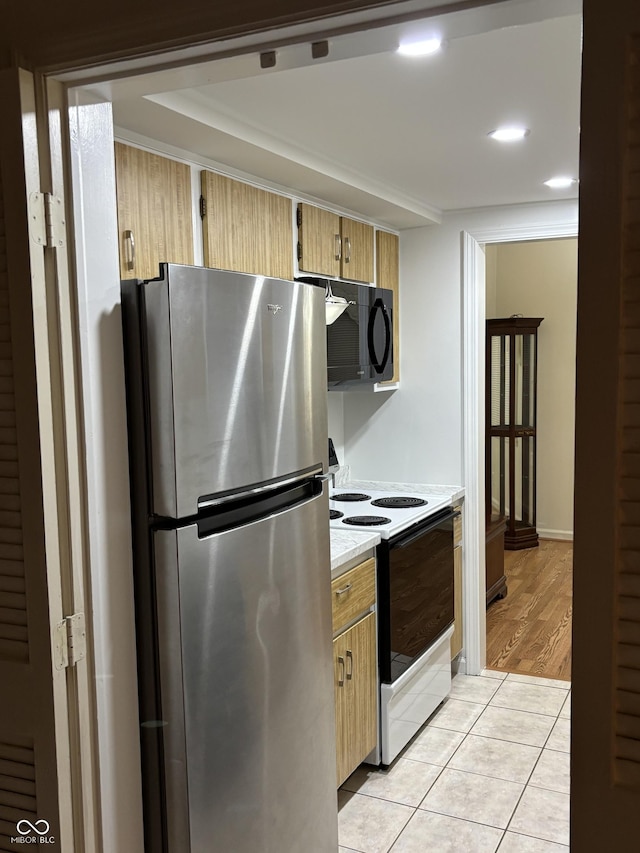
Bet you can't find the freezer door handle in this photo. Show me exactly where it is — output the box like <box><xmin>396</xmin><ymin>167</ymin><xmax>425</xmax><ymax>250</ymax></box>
<box><xmin>198</xmin><ymin>465</ymin><xmax>323</xmax><ymax>511</ymax></box>
<box><xmin>196</xmin><ymin>475</ymin><xmax>324</xmax><ymax>539</ymax></box>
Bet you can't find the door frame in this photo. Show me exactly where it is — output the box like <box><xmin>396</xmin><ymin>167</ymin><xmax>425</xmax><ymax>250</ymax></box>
<box><xmin>29</xmin><ymin>3</ymin><xmax>582</xmax><ymax>849</ymax></box>
<box><xmin>0</xmin><ymin>66</ymin><xmax>104</xmax><ymax>853</ymax></box>
<box><xmin>461</xmin><ymin>219</ymin><xmax>578</xmax><ymax>676</ymax></box>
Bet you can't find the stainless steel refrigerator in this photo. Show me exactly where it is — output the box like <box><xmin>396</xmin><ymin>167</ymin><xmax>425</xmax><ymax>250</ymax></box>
<box><xmin>121</xmin><ymin>264</ymin><xmax>337</xmax><ymax>852</ymax></box>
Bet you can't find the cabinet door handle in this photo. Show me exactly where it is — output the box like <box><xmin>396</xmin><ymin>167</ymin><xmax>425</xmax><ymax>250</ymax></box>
<box><xmin>346</xmin><ymin>649</ymin><xmax>353</xmax><ymax>680</ymax></box>
<box><xmin>335</xmin><ymin>582</ymin><xmax>352</xmax><ymax>596</ymax></box>
<box><xmin>344</xmin><ymin>236</ymin><xmax>351</xmax><ymax>263</ymax></box>
<box><xmin>335</xmin><ymin>233</ymin><xmax>342</xmax><ymax>261</ymax></box>
<box><xmin>124</xmin><ymin>229</ymin><xmax>135</xmax><ymax>271</ymax></box>
<box><xmin>338</xmin><ymin>655</ymin><xmax>345</xmax><ymax>686</ymax></box>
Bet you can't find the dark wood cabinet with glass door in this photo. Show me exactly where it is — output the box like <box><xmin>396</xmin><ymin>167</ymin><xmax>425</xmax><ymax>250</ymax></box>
<box><xmin>486</xmin><ymin>317</ymin><xmax>543</xmax><ymax>556</ymax></box>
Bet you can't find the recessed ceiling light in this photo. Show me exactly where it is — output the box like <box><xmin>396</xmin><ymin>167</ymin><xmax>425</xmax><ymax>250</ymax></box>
<box><xmin>397</xmin><ymin>38</ymin><xmax>443</xmax><ymax>57</ymax></box>
<box><xmin>488</xmin><ymin>127</ymin><xmax>530</xmax><ymax>142</ymax></box>
<box><xmin>544</xmin><ymin>176</ymin><xmax>577</xmax><ymax>189</ymax></box>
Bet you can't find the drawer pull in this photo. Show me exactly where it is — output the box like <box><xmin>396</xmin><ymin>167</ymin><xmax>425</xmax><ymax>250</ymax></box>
<box><xmin>338</xmin><ymin>655</ymin><xmax>345</xmax><ymax>687</ymax></box>
<box><xmin>346</xmin><ymin>649</ymin><xmax>353</xmax><ymax>680</ymax></box>
<box><xmin>335</xmin><ymin>583</ymin><xmax>352</xmax><ymax>596</ymax></box>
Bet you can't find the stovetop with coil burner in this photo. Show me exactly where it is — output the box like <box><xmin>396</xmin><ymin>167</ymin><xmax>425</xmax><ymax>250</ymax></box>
<box><xmin>329</xmin><ymin>487</ymin><xmax>451</xmax><ymax>539</ymax></box>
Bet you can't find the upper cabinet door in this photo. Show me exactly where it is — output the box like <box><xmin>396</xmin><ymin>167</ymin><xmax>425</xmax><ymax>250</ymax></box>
<box><xmin>340</xmin><ymin>216</ymin><xmax>374</xmax><ymax>284</ymax></box>
<box><xmin>376</xmin><ymin>230</ymin><xmax>400</xmax><ymax>383</ymax></box>
<box><xmin>114</xmin><ymin>142</ymin><xmax>194</xmax><ymax>281</ymax></box>
<box><xmin>297</xmin><ymin>204</ymin><xmax>374</xmax><ymax>283</ymax></box>
<box><xmin>201</xmin><ymin>171</ymin><xmax>293</xmax><ymax>280</ymax></box>
<box><xmin>297</xmin><ymin>202</ymin><xmax>341</xmax><ymax>278</ymax></box>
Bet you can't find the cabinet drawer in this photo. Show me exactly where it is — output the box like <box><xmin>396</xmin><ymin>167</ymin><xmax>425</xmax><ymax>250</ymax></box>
<box><xmin>332</xmin><ymin>558</ymin><xmax>375</xmax><ymax>633</ymax></box>
<box><xmin>453</xmin><ymin>513</ymin><xmax>462</xmax><ymax>546</ymax></box>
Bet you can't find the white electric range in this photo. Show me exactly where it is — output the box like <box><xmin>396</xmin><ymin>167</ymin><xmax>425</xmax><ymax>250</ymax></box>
<box><xmin>328</xmin><ymin>488</ymin><xmax>452</xmax><ymax>539</ymax></box>
<box><xmin>329</xmin><ymin>485</ymin><xmax>457</xmax><ymax>765</ymax></box>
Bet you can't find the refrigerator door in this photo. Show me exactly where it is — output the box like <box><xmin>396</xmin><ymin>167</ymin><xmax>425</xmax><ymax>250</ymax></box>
<box><xmin>152</xmin><ymin>485</ymin><xmax>337</xmax><ymax>853</ymax></box>
<box><xmin>142</xmin><ymin>264</ymin><xmax>328</xmax><ymax>519</ymax></box>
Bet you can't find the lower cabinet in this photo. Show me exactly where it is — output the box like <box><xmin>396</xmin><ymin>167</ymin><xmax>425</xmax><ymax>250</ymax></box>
<box><xmin>334</xmin><ymin>612</ymin><xmax>377</xmax><ymax>787</ymax></box>
<box><xmin>331</xmin><ymin>556</ymin><xmax>377</xmax><ymax>787</ymax></box>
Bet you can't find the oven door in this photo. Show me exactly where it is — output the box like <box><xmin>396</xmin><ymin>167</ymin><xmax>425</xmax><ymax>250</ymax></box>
<box><xmin>378</xmin><ymin>507</ymin><xmax>458</xmax><ymax>684</ymax></box>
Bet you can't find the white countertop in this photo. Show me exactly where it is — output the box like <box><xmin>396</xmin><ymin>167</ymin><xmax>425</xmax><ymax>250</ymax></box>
<box><xmin>330</xmin><ymin>528</ymin><xmax>380</xmax><ymax>575</ymax></box>
<box><xmin>341</xmin><ymin>477</ymin><xmax>465</xmax><ymax>505</ymax></box>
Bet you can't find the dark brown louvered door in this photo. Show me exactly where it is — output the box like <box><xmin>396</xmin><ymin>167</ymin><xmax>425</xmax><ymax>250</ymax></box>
<box><xmin>0</xmin><ymin>175</ymin><xmax>37</xmax><ymax>847</ymax></box>
<box><xmin>615</xmin><ymin>35</ymin><xmax>640</xmax><ymax>792</ymax></box>
<box><xmin>0</xmin><ymin>229</ymin><xmax>28</xmax><ymax>667</ymax></box>
<box><xmin>573</xmin><ymin>2</ymin><xmax>640</xmax><ymax>849</ymax></box>
<box><xmin>0</xmin><ymin>69</ymin><xmax>72</xmax><ymax>852</ymax></box>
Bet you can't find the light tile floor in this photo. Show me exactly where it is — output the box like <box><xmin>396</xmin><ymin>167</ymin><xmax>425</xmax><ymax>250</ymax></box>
<box><xmin>338</xmin><ymin>670</ymin><xmax>571</xmax><ymax>853</ymax></box>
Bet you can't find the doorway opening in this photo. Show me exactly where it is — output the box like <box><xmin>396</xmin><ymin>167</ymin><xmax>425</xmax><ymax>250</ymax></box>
<box><xmin>484</xmin><ymin>238</ymin><xmax>577</xmax><ymax>683</ymax></box>
<box><xmin>59</xmin><ymin>1</ymin><xmax>582</xmax><ymax>848</ymax></box>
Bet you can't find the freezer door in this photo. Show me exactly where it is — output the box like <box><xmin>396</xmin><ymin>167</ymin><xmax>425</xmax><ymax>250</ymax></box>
<box><xmin>142</xmin><ymin>264</ymin><xmax>328</xmax><ymax>518</ymax></box>
<box><xmin>152</xmin><ymin>487</ymin><xmax>337</xmax><ymax>852</ymax></box>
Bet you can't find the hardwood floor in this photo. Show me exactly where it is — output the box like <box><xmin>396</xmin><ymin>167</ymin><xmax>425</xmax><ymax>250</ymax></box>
<box><xmin>485</xmin><ymin>539</ymin><xmax>572</xmax><ymax>682</ymax></box>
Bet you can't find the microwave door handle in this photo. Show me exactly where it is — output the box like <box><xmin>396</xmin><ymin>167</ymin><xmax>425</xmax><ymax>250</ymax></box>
<box><xmin>367</xmin><ymin>298</ymin><xmax>392</xmax><ymax>375</ymax></box>
<box><xmin>380</xmin><ymin>301</ymin><xmax>392</xmax><ymax>372</ymax></box>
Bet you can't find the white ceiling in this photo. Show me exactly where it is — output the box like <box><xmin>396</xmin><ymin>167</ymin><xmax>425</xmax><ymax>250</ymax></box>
<box><xmin>112</xmin><ymin>6</ymin><xmax>582</xmax><ymax>229</ymax></box>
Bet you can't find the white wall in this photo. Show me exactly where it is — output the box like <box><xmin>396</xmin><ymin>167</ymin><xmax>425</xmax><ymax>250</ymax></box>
<box><xmin>488</xmin><ymin>238</ymin><xmax>577</xmax><ymax>539</ymax></box>
<box><xmin>327</xmin><ymin>392</ymin><xmax>345</xmax><ymax>464</ymax></box>
<box><xmin>344</xmin><ymin>222</ymin><xmax>463</xmax><ymax>484</ymax></box>
<box><xmin>343</xmin><ymin>201</ymin><xmax>578</xmax><ymax>487</ymax></box>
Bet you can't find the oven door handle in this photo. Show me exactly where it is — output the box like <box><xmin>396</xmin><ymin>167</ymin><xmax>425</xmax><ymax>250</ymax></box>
<box><xmin>395</xmin><ymin>508</ymin><xmax>459</xmax><ymax>549</ymax></box>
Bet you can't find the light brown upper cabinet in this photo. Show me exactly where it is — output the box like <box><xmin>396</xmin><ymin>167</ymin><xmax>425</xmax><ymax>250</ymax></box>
<box><xmin>376</xmin><ymin>230</ymin><xmax>400</xmax><ymax>384</ymax></box>
<box><xmin>297</xmin><ymin>203</ymin><xmax>374</xmax><ymax>283</ymax></box>
<box><xmin>201</xmin><ymin>171</ymin><xmax>293</xmax><ymax>280</ymax></box>
<box><xmin>340</xmin><ymin>216</ymin><xmax>374</xmax><ymax>284</ymax></box>
<box><xmin>114</xmin><ymin>142</ymin><xmax>194</xmax><ymax>281</ymax></box>
<box><xmin>297</xmin><ymin>204</ymin><xmax>341</xmax><ymax>278</ymax></box>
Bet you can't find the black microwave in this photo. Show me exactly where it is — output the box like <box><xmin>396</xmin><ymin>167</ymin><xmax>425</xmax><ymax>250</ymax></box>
<box><xmin>301</xmin><ymin>279</ymin><xmax>393</xmax><ymax>387</ymax></box>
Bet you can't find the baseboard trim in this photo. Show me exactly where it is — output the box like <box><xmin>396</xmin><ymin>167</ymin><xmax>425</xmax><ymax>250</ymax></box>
<box><xmin>538</xmin><ymin>529</ymin><xmax>573</xmax><ymax>542</ymax></box>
